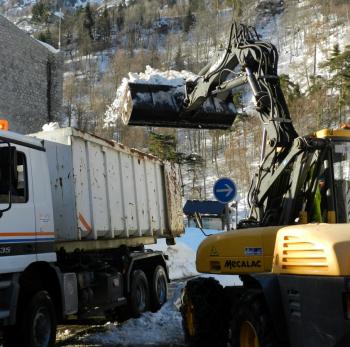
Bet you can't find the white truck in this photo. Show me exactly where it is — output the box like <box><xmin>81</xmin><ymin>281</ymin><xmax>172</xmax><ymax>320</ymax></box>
<box><xmin>0</xmin><ymin>127</ymin><xmax>183</xmax><ymax>347</ymax></box>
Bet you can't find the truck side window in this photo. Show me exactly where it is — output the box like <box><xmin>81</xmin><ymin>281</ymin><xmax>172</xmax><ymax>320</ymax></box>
<box><xmin>0</xmin><ymin>151</ymin><xmax>28</xmax><ymax>204</ymax></box>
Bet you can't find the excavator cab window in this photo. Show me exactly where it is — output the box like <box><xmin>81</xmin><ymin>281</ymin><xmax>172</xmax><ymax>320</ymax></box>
<box><xmin>310</xmin><ymin>171</ymin><xmax>330</xmax><ymax>223</ymax></box>
<box><xmin>312</xmin><ymin>176</ymin><xmax>327</xmax><ymax>223</ymax></box>
<box><xmin>308</xmin><ymin>148</ymin><xmax>336</xmax><ymax>224</ymax></box>
<box><xmin>332</xmin><ymin>141</ymin><xmax>350</xmax><ymax>223</ymax></box>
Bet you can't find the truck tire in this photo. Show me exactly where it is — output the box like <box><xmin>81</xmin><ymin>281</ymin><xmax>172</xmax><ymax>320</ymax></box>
<box><xmin>180</xmin><ymin>277</ymin><xmax>229</xmax><ymax>347</ymax></box>
<box><xmin>4</xmin><ymin>290</ymin><xmax>57</xmax><ymax>347</ymax></box>
<box><xmin>230</xmin><ymin>290</ymin><xmax>277</xmax><ymax>347</ymax></box>
<box><xmin>150</xmin><ymin>265</ymin><xmax>168</xmax><ymax>312</ymax></box>
<box><xmin>129</xmin><ymin>269</ymin><xmax>150</xmax><ymax>318</ymax></box>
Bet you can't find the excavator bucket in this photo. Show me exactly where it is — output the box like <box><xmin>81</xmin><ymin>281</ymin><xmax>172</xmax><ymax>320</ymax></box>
<box><xmin>126</xmin><ymin>82</ymin><xmax>237</xmax><ymax>130</ymax></box>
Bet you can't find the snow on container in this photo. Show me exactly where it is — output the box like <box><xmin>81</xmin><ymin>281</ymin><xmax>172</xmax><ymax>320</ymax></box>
<box><xmin>31</xmin><ymin>127</ymin><xmax>184</xmax><ymax>242</ymax></box>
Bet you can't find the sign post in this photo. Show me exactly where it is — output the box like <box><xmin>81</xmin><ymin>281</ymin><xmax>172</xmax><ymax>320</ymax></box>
<box><xmin>213</xmin><ymin>178</ymin><xmax>237</xmax><ymax>230</ymax></box>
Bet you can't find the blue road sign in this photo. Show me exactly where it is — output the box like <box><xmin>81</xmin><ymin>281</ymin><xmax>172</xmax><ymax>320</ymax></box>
<box><xmin>213</xmin><ymin>177</ymin><xmax>237</xmax><ymax>203</ymax></box>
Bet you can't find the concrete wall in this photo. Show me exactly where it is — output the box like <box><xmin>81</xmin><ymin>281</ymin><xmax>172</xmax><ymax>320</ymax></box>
<box><xmin>0</xmin><ymin>15</ymin><xmax>63</xmax><ymax>134</ymax></box>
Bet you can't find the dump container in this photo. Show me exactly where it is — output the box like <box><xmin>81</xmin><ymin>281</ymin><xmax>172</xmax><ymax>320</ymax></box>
<box><xmin>31</xmin><ymin>128</ymin><xmax>184</xmax><ymax>242</ymax></box>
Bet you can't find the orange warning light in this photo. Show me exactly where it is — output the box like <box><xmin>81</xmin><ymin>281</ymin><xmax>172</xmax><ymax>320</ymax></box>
<box><xmin>0</xmin><ymin>120</ymin><xmax>9</xmax><ymax>131</ymax></box>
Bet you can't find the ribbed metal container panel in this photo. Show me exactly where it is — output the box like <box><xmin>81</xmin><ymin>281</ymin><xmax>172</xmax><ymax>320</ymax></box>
<box><xmin>32</xmin><ymin>128</ymin><xmax>183</xmax><ymax>242</ymax></box>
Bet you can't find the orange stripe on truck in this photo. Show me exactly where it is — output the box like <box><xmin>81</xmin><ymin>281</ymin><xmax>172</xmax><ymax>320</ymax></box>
<box><xmin>79</xmin><ymin>213</ymin><xmax>92</xmax><ymax>232</ymax></box>
<box><xmin>0</xmin><ymin>232</ymin><xmax>55</xmax><ymax>237</ymax></box>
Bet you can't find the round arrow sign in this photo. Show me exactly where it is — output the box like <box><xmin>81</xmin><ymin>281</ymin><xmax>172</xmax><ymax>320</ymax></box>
<box><xmin>213</xmin><ymin>177</ymin><xmax>237</xmax><ymax>203</ymax></box>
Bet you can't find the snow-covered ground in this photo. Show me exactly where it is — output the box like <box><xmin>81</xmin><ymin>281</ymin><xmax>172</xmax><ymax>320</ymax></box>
<box><xmin>80</xmin><ymin>282</ymin><xmax>186</xmax><ymax>346</ymax></box>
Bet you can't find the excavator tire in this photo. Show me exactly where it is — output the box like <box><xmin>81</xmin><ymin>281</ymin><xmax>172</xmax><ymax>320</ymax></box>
<box><xmin>230</xmin><ymin>289</ymin><xmax>278</xmax><ymax>347</ymax></box>
<box><xmin>180</xmin><ymin>277</ymin><xmax>229</xmax><ymax>347</ymax></box>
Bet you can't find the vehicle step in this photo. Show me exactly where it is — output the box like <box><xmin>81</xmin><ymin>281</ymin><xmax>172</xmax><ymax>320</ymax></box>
<box><xmin>0</xmin><ymin>310</ymin><xmax>10</xmax><ymax>319</ymax></box>
<box><xmin>0</xmin><ymin>280</ymin><xmax>11</xmax><ymax>290</ymax></box>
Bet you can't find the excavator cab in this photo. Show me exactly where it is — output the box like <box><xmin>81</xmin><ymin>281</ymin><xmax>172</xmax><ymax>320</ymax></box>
<box><xmin>294</xmin><ymin>128</ymin><xmax>350</xmax><ymax>225</ymax></box>
<box><xmin>305</xmin><ymin>128</ymin><xmax>350</xmax><ymax>224</ymax></box>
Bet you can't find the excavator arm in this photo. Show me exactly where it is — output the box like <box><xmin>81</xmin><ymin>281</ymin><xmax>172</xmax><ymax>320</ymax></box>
<box><xmin>184</xmin><ymin>23</ymin><xmax>298</xmax><ymax>146</ymax></box>
<box><xmin>126</xmin><ymin>23</ymin><xmax>324</xmax><ymax>227</ymax></box>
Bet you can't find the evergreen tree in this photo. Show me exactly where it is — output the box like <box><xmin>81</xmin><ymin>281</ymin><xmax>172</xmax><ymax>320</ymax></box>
<box><xmin>76</xmin><ymin>3</ymin><xmax>96</xmax><ymax>54</ymax></box>
<box><xmin>174</xmin><ymin>46</ymin><xmax>185</xmax><ymax>70</ymax></box>
<box><xmin>183</xmin><ymin>9</ymin><xmax>194</xmax><ymax>33</ymax></box>
<box><xmin>116</xmin><ymin>2</ymin><xmax>126</xmax><ymax>31</ymax></box>
<box><xmin>149</xmin><ymin>132</ymin><xmax>177</xmax><ymax>162</ymax></box>
<box><xmin>32</xmin><ymin>1</ymin><xmax>50</xmax><ymax>24</ymax></box>
<box><xmin>279</xmin><ymin>74</ymin><xmax>302</xmax><ymax>105</ymax></box>
<box><xmin>36</xmin><ymin>29</ymin><xmax>53</xmax><ymax>45</ymax></box>
<box><xmin>97</xmin><ymin>7</ymin><xmax>111</xmax><ymax>42</ymax></box>
<box><xmin>84</xmin><ymin>3</ymin><xmax>95</xmax><ymax>40</ymax></box>
<box><xmin>321</xmin><ymin>44</ymin><xmax>350</xmax><ymax>123</ymax></box>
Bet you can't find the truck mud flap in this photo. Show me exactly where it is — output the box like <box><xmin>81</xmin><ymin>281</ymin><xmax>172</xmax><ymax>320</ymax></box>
<box><xmin>126</xmin><ymin>82</ymin><xmax>237</xmax><ymax>129</ymax></box>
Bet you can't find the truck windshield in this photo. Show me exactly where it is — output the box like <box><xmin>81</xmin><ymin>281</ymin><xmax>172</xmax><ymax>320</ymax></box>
<box><xmin>333</xmin><ymin>141</ymin><xmax>350</xmax><ymax>223</ymax></box>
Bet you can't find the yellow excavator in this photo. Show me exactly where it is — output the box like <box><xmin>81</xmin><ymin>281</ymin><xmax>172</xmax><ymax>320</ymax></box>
<box><xmin>126</xmin><ymin>23</ymin><xmax>350</xmax><ymax>347</ymax></box>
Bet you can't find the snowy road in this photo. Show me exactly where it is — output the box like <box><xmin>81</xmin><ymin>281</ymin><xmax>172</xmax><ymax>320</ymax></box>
<box><xmin>56</xmin><ymin>280</ymin><xmax>187</xmax><ymax>347</ymax></box>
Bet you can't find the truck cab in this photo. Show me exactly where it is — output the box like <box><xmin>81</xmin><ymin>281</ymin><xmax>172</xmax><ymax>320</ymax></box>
<box><xmin>0</xmin><ymin>131</ymin><xmax>56</xmax><ymax>274</ymax></box>
<box><xmin>0</xmin><ymin>127</ymin><xmax>182</xmax><ymax>347</ymax></box>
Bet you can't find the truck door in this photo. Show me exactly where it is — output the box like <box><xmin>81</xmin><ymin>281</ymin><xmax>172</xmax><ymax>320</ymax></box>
<box><xmin>0</xmin><ymin>146</ymin><xmax>36</xmax><ymax>273</ymax></box>
<box><xmin>30</xmin><ymin>147</ymin><xmax>55</xmax><ymax>263</ymax></box>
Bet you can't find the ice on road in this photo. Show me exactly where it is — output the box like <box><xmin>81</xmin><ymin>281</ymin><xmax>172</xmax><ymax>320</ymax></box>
<box><xmin>82</xmin><ymin>282</ymin><xmax>186</xmax><ymax>346</ymax></box>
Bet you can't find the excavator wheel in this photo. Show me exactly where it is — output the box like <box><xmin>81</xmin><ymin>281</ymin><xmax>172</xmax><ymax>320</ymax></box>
<box><xmin>180</xmin><ymin>277</ymin><xmax>229</xmax><ymax>347</ymax></box>
<box><xmin>230</xmin><ymin>289</ymin><xmax>277</xmax><ymax>347</ymax></box>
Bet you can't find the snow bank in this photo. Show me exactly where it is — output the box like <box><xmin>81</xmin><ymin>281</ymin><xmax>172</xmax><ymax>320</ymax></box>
<box><xmin>104</xmin><ymin>65</ymin><xmax>197</xmax><ymax>127</ymax></box>
<box><xmin>82</xmin><ymin>282</ymin><xmax>185</xmax><ymax>346</ymax></box>
<box><xmin>42</xmin><ymin>122</ymin><xmax>60</xmax><ymax>131</ymax></box>
<box><xmin>147</xmin><ymin>240</ymin><xmax>198</xmax><ymax>280</ymax></box>
<box><xmin>166</xmin><ymin>243</ymin><xmax>199</xmax><ymax>280</ymax></box>
<box><xmin>36</xmin><ymin>40</ymin><xmax>60</xmax><ymax>54</ymax></box>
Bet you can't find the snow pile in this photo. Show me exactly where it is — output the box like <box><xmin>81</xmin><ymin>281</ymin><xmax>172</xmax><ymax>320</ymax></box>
<box><xmin>36</xmin><ymin>40</ymin><xmax>60</xmax><ymax>54</ymax></box>
<box><xmin>104</xmin><ymin>78</ymin><xmax>132</xmax><ymax>127</ymax></box>
<box><xmin>82</xmin><ymin>282</ymin><xmax>185</xmax><ymax>346</ymax></box>
<box><xmin>148</xmin><ymin>240</ymin><xmax>198</xmax><ymax>280</ymax></box>
<box><xmin>42</xmin><ymin>122</ymin><xmax>60</xmax><ymax>131</ymax></box>
<box><xmin>165</xmin><ymin>243</ymin><xmax>198</xmax><ymax>280</ymax></box>
<box><xmin>104</xmin><ymin>65</ymin><xmax>198</xmax><ymax>127</ymax></box>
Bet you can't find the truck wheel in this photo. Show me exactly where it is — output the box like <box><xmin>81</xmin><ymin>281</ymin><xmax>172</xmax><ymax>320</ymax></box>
<box><xmin>230</xmin><ymin>290</ymin><xmax>276</xmax><ymax>347</ymax></box>
<box><xmin>129</xmin><ymin>269</ymin><xmax>150</xmax><ymax>317</ymax></box>
<box><xmin>180</xmin><ymin>277</ymin><xmax>229</xmax><ymax>347</ymax></box>
<box><xmin>150</xmin><ymin>265</ymin><xmax>168</xmax><ymax>312</ymax></box>
<box><xmin>4</xmin><ymin>291</ymin><xmax>57</xmax><ymax>347</ymax></box>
